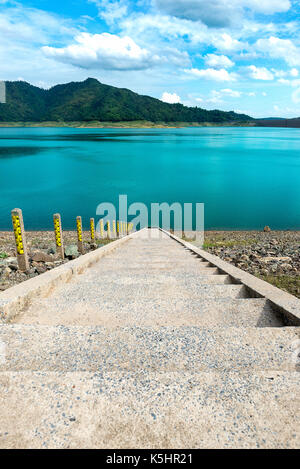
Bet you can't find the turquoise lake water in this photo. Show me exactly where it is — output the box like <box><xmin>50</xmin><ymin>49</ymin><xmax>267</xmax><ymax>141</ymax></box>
<box><xmin>0</xmin><ymin>127</ymin><xmax>299</xmax><ymax>230</ymax></box>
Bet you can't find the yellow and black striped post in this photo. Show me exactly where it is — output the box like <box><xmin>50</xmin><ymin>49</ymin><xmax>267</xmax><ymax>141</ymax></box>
<box><xmin>100</xmin><ymin>219</ymin><xmax>104</xmax><ymax>238</ymax></box>
<box><xmin>11</xmin><ymin>208</ymin><xmax>29</xmax><ymax>272</ymax></box>
<box><xmin>90</xmin><ymin>217</ymin><xmax>95</xmax><ymax>242</ymax></box>
<box><xmin>53</xmin><ymin>213</ymin><xmax>64</xmax><ymax>259</ymax></box>
<box><xmin>117</xmin><ymin>221</ymin><xmax>120</xmax><ymax>238</ymax></box>
<box><xmin>76</xmin><ymin>216</ymin><xmax>84</xmax><ymax>254</ymax></box>
<box><xmin>107</xmin><ymin>220</ymin><xmax>111</xmax><ymax>239</ymax></box>
<box><xmin>112</xmin><ymin>220</ymin><xmax>116</xmax><ymax>238</ymax></box>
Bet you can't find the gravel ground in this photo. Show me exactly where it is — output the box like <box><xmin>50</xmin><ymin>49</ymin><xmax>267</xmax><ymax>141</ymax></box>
<box><xmin>199</xmin><ymin>230</ymin><xmax>300</xmax><ymax>298</ymax></box>
<box><xmin>0</xmin><ymin>231</ymin><xmax>113</xmax><ymax>291</ymax></box>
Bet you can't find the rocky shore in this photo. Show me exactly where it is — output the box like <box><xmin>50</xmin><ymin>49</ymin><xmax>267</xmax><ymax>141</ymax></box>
<box><xmin>0</xmin><ymin>231</ymin><xmax>113</xmax><ymax>292</ymax></box>
<box><xmin>201</xmin><ymin>230</ymin><xmax>300</xmax><ymax>299</ymax></box>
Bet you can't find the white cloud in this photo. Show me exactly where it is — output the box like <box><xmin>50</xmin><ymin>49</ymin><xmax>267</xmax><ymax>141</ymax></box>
<box><xmin>255</xmin><ymin>37</ymin><xmax>300</xmax><ymax>67</ymax></box>
<box><xmin>42</xmin><ymin>32</ymin><xmax>159</xmax><ymax>70</ymax></box>
<box><xmin>278</xmin><ymin>78</ymin><xmax>291</xmax><ymax>85</ymax></box>
<box><xmin>206</xmin><ymin>90</ymin><xmax>223</xmax><ymax>103</ymax></box>
<box><xmin>292</xmin><ymin>88</ymin><xmax>300</xmax><ymax>104</ymax></box>
<box><xmin>221</xmin><ymin>88</ymin><xmax>241</xmax><ymax>97</ymax></box>
<box><xmin>246</xmin><ymin>65</ymin><xmax>273</xmax><ymax>80</ymax></box>
<box><xmin>204</xmin><ymin>54</ymin><xmax>234</xmax><ymax>69</ymax></box>
<box><xmin>184</xmin><ymin>68</ymin><xmax>236</xmax><ymax>82</ymax></box>
<box><xmin>211</xmin><ymin>33</ymin><xmax>245</xmax><ymax>52</ymax></box>
<box><xmin>90</xmin><ymin>0</ymin><xmax>129</xmax><ymax>25</ymax></box>
<box><xmin>154</xmin><ymin>0</ymin><xmax>291</xmax><ymax>27</ymax></box>
<box><xmin>161</xmin><ymin>91</ymin><xmax>181</xmax><ymax>103</ymax></box>
<box><xmin>290</xmin><ymin>68</ymin><xmax>299</xmax><ymax>77</ymax></box>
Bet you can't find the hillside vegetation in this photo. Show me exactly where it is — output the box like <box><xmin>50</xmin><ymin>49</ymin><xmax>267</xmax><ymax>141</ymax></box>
<box><xmin>0</xmin><ymin>78</ymin><xmax>253</xmax><ymax>124</ymax></box>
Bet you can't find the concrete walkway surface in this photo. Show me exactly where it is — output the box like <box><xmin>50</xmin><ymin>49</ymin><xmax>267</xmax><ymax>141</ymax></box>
<box><xmin>0</xmin><ymin>229</ymin><xmax>299</xmax><ymax>448</ymax></box>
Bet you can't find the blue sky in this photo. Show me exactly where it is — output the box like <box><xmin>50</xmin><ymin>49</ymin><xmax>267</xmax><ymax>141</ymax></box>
<box><xmin>1</xmin><ymin>0</ymin><xmax>300</xmax><ymax>117</ymax></box>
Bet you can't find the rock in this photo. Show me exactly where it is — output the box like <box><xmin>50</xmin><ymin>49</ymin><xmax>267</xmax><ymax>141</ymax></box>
<box><xmin>35</xmin><ymin>264</ymin><xmax>47</xmax><ymax>274</ymax></box>
<box><xmin>280</xmin><ymin>263</ymin><xmax>292</xmax><ymax>270</ymax></box>
<box><xmin>8</xmin><ymin>263</ymin><xmax>18</xmax><ymax>271</ymax></box>
<box><xmin>261</xmin><ymin>256</ymin><xmax>292</xmax><ymax>263</ymax></box>
<box><xmin>31</xmin><ymin>251</ymin><xmax>54</xmax><ymax>263</ymax></box>
<box><xmin>240</xmin><ymin>254</ymin><xmax>249</xmax><ymax>261</ymax></box>
<box><xmin>263</xmin><ymin>226</ymin><xmax>271</xmax><ymax>232</ymax></box>
<box><xmin>2</xmin><ymin>267</ymin><xmax>11</xmax><ymax>279</ymax></box>
<box><xmin>47</xmin><ymin>243</ymin><xmax>57</xmax><ymax>255</ymax></box>
<box><xmin>64</xmin><ymin>245</ymin><xmax>79</xmax><ymax>259</ymax></box>
<box><xmin>0</xmin><ymin>257</ymin><xmax>17</xmax><ymax>266</ymax></box>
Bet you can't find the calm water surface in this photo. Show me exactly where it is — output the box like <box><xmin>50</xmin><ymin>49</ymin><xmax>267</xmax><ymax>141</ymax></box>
<box><xmin>0</xmin><ymin>127</ymin><xmax>299</xmax><ymax>230</ymax></box>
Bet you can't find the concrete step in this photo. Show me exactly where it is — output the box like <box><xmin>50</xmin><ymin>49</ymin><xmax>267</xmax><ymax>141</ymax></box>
<box><xmin>14</xmin><ymin>298</ymin><xmax>284</xmax><ymax>327</ymax></box>
<box><xmin>95</xmin><ymin>263</ymin><xmax>218</xmax><ymax>274</ymax></box>
<box><xmin>24</xmin><ymin>275</ymin><xmax>248</xmax><ymax>301</ymax></box>
<box><xmin>1</xmin><ymin>370</ymin><xmax>299</xmax><ymax>448</ymax></box>
<box><xmin>95</xmin><ymin>272</ymin><xmax>231</xmax><ymax>285</ymax></box>
<box><xmin>87</xmin><ymin>282</ymin><xmax>249</xmax><ymax>299</ymax></box>
<box><xmin>97</xmin><ymin>258</ymin><xmax>214</xmax><ymax>269</ymax></box>
<box><xmin>1</xmin><ymin>326</ymin><xmax>298</xmax><ymax>372</ymax></box>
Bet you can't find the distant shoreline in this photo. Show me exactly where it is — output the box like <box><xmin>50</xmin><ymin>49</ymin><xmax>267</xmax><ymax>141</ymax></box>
<box><xmin>0</xmin><ymin>120</ymin><xmax>256</xmax><ymax>129</ymax></box>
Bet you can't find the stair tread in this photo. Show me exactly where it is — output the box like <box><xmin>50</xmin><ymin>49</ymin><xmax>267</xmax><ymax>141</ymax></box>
<box><xmin>1</xmin><ymin>325</ymin><xmax>298</xmax><ymax>372</ymax></box>
<box><xmin>0</xmin><ymin>370</ymin><xmax>299</xmax><ymax>448</ymax></box>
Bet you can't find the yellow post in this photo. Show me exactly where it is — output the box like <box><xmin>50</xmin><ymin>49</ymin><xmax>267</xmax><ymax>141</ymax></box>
<box><xmin>107</xmin><ymin>220</ymin><xmax>111</xmax><ymax>239</ymax></box>
<box><xmin>123</xmin><ymin>222</ymin><xmax>126</xmax><ymax>235</ymax></box>
<box><xmin>11</xmin><ymin>208</ymin><xmax>29</xmax><ymax>272</ymax></box>
<box><xmin>90</xmin><ymin>218</ymin><xmax>95</xmax><ymax>242</ymax></box>
<box><xmin>76</xmin><ymin>216</ymin><xmax>84</xmax><ymax>254</ymax></box>
<box><xmin>100</xmin><ymin>219</ymin><xmax>104</xmax><ymax>238</ymax></box>
<box><xmin>53</xmin><ymin>213</ymin><xmax>64</xmax><ymax>259</ymax></box>
<box><xmin>117</xmin><ymin>221</ymin><xmax>120</xmax><ymax>238</ymax></box>
<box><xmin>112</xmin><ymin>220</ymin><xmax>116</xmax><ymax>238</ymax></box>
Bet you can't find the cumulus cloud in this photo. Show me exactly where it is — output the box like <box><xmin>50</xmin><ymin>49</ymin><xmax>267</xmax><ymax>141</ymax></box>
<box><xmin>204</xmin><ymin>54</ymin><xmax>234</xmax><ymax>69</ymax></box>
<box><xmin>42</xmin><ymin>32</ymin><xmax>159</xmax><ymax>70</ymax></box>
<box><xmin>211</xmin><ymin>33</ymin><xmax>245</xmax><ymax>52</ymax></box>
<box><xmin>161</xmin><ymin>92</ymin><xmax>181</xmax><ymax>103</ymax></box>
<box><xmin>246</xmin><ymin>65</ymin><xmax>273</xmax><ymax>80</ymax></box>
<box><xmin>184</xmin><ymin>68</ymin><xmax>237</xmax><ymax>82</ymax></box>
<box><xmin>154</xmin><ymin>0</ymin><xmax>291</xmax><ymax>27</ymax></box>
<box><xmin>255</xmin><ymin>36</ymin><xmax>300</xmax><ymax>67</ymax></box>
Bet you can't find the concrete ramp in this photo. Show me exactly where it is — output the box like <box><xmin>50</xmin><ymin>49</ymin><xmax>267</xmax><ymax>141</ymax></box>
<box><xmin>0</xmin><ymin>228</ymin><xmax>299</xmax><ymax>448</ymax></box>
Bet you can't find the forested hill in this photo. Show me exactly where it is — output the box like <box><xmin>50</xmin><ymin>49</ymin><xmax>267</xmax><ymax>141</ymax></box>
<box><xmin>0</xmin><ymin>78</ymin><xmax>253</xmax><ymax>123</ymax></box>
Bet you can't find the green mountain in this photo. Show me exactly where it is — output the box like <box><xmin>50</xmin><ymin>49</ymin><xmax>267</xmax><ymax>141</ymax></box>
<box><xmin>0</xmin><ymin>78</ymin><xmax>253</xmax><ymax>123</ymax></box>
